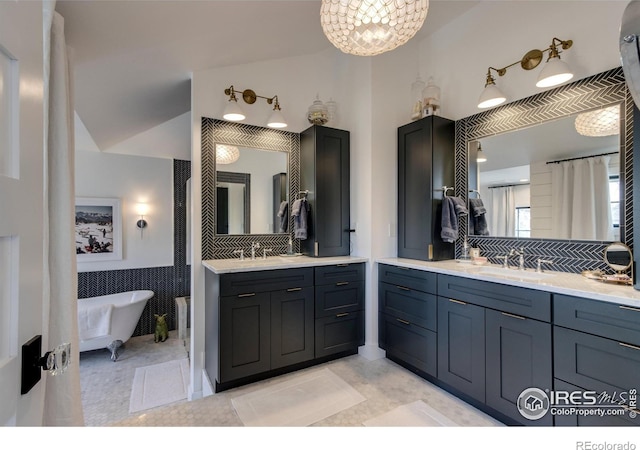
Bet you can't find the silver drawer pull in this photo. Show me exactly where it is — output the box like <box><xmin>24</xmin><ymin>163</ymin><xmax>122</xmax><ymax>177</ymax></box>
<box><xmin>619</xmin><ymin>342</ymin><xmax>640</xmax><ymax>351</ymax></box>
<box><xmin>287</xmin><ymin>287</ymin><xmax>302</xmax><ymax>292</ymax></box>
<box><xmin>336</xmin><ymin>312</ymin><xmax>349</xmax><ymax>318</ymax></box>
<box><xmin>396</xmin><ymin>318</ymin><xmax>410</xmax><ymax>325</ymax></box>
<box><xmin>449</xmin><ymin>299</ymin><xmax>467</xmax><ymax>305</ymax></box>
<box><xmin>336</xmin><ymin>281</ymin><xmax>349</xmax><ymax>286</ymax></box>
<box><xmin>620</xmin><ymin>305</ymin><xmax>640</xmax><ymax>313</ymax></box>
<box><xmin>336</xmin><ymin>264</ymin><xmax>349</xmax><ymax>267</ymax></box>
<box><xmin>397</xmin><ymin>286</ymin><xmax>411</xmax><ymax>291</ymax></box>
<box><xmin>238</xmin><ymin>293</ymin><xmax>256</xmax><ymax>298</ymax></box>
<box><xmin>501</xmin><ymin>312</ymin><xmax>526</xmax><ymax>320</ymax></box>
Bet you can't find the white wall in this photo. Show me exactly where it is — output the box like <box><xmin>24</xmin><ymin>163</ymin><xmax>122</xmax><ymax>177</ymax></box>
<box><xmin>75</xmin><ymin>151</ymin><xmax>174</xmax><ymax>272</ymax></box>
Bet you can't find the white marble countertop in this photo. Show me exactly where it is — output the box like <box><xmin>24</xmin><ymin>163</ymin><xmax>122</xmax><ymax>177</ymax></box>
<box><xmin>203</xmin><ymin>255</ymin><xmax>369</xmax><ymax>274</ymax></box>
<box><xmin>376</xmin><ymin>257</ymin><xmax>640</xmax><ymax>308</ymax></box>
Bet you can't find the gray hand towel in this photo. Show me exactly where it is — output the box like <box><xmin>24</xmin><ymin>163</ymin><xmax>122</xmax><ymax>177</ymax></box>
<box><xmin>469</xmin><ymin>198</ymin><xmax>486</xmax><ymax>217</ymax></box>
<box><xmin>441</xmin><ymin>197</ymin><xmax>458</xmax><ymax>243</ymax></box>
<box><xmin>291</xmin><ymin>199</ymin><xmax>308</xmax><ymax>240</ymax></box>
<box><xmin>277</xmin><ymin>200</ymin><xmax>288</xmax><ymax>233</ymax></box>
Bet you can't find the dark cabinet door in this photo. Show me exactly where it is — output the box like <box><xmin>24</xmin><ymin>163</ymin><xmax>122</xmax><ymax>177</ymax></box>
<box><xmin>379</xmin><ymin>313</ymin><xmax>437</xmax><ymax>376</ymax></box>
<box><xmin>397</xmin><ymin>115</ymin><xmax>454</xmax><ymax>261</ymax></box>
<box><xmin>219</xmin><ymin>293</ymin><xmax>271</xmax><ymax>383</ymax></box>
<box><xmin>485</xmin><ymin>309</ymin><xmax>553</xmax><ymax>426</ymax></box>
<box><xmin>437</xmin><ymin>297</ymin><xmax>485</xmax><ymax>402</ymax></box>
<box><xmin>315</xmin><ymin>310</ymin><xmax>364</xmax><ymax>358</ymax></box>
<box><xmin>301</xmin><ymin>125</ymin><xmax>350</xmax><ymax>257</ymax></box>
<box><xmin>270</xmin><ymin>287</ymin><xmax>315</xmax><ymax>370</ymax></box>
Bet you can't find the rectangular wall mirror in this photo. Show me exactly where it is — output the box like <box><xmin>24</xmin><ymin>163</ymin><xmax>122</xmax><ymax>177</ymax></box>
<box><xmin>468</xmin><ymin>105</ymin><xmax>621</xmax><ymax>241</ymax></box>
<box><xmin>201</xmin><ymin>118</ymin><xmax>300</xmax><ymax>260</ymax></box>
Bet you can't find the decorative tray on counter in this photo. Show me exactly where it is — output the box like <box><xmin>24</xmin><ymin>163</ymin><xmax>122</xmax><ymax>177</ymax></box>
<box><xmin>581</xmin><ymin>270</ymin><xmax>633</xmax><ymax>285</ymax></box>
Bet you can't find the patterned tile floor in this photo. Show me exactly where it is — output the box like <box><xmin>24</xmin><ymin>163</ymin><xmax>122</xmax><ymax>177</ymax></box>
<box><xmin>79</xmin><ymin>331</ymin><xmax>503</xmax><ymax>427</ymax></box>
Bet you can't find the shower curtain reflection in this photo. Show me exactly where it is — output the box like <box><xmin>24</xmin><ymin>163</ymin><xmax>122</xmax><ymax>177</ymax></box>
<box><xmin>551</xmin><ymin>155</ymin><xmax>614</xmax><ymax>241</ymax></box>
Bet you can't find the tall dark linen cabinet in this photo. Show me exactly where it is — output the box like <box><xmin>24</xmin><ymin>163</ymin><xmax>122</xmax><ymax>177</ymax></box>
<box><xmin>398</xmin><ymin>115</ymin><xmax>455</xmax><ymax>261</ymax></box>
<box><xmin>300</xmin><ymin>125</ymin><xmax>350</xmax><ymax>257</ymax></box>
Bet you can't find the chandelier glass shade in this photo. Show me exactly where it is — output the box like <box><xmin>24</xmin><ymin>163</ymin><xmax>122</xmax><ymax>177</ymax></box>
<box><xmin>320</xmin><ymin>0</ymin><xmax>429</xmax><ymax>56</ymax></box>
<box><xmin>215</xmin><ymin>144</ymin><xmax>240</xmax><ymax>164</ymax></box>
<box><xmin>574</xmin><ymin>106</ymin><xmax>620</xmax><ymax>137</ymax></box>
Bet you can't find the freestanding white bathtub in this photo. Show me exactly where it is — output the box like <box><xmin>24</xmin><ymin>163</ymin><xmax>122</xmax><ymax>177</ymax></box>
<box><xmin>78</xmin><ymin>290</ymin><xmax>154</xmax><ymax>361</ymax></box>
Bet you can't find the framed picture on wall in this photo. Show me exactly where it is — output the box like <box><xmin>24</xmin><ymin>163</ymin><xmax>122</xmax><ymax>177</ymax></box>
<box><xmin>75</xmin><ymin>197</ymin><xmax>123</xmax><ymax>262</ymax></box>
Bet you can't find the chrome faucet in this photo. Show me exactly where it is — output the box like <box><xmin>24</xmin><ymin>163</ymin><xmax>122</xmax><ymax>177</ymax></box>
<box><xmin>233</xmin><ymin>249</ymin><xmax>244</xmax><ymax>261</ymax></box>
<box><xmin>250</xmin><ymin>242</ymin><xmax>261</xmax><ymax>260</ymax></box>
<box><xmin>262</xmin><ymin>248</ymin><xmax>273</xmax><ymax>260</ymax></box>
<box><xmin>536</xmin><ymin>259</ymin><xmax>553</xmax><ymax>273</ymax></box>
<box><xmin>509</xmin><ymin>248</ymin><xmax>525</xmax><ymax>270</ymax></box>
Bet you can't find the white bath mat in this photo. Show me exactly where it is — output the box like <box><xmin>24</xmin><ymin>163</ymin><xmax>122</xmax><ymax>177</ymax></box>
<box><xmin>129</xmin><ymin>358</ymin><xmax>189</xmax><ymax>413</ymax></box>
<box><xmin>231</xmin><ymin>367</ymin><xmax>366</xmax><ymax>426</ymax></box>
<box><xmin>363</xmin><ymin>400</ymin><xmax>460</xmax><ymax>427</ymax></box>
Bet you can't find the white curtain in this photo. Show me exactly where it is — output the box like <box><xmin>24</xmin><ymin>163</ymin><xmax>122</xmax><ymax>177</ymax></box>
<box><xmin>551</xmin><ymin>155</ymin><xmax>613</xmax><ymax>241</ymax></box>
<box><xmin>43</xmin><ymin>3</ymin><xmax>84</xmax><ymax>426</ymax></box>
<box><xmin>489</xmin><ymin>186</ymin><xmax>516</xmax><ymax>237</ymax></box>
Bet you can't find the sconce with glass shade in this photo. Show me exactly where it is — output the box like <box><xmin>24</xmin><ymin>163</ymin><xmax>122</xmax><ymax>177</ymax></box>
<box><xmin>136</xmin><ymin>202</ymin><xmax>149</xmax><ymax>238</ymax></box>
<box><xmin>477</xmin><ymin>37</ymin><xmax>573</xmax><ymax>109</ymax></box>
<box><xmin>223</xmin><ymin>85</ymin><xmax>287</xmax><ymax>128</ymax></box>
<box><xmin>320</xmin><ymin>0</ymin><xmax>429</xmax><ymax>56</ymax></box>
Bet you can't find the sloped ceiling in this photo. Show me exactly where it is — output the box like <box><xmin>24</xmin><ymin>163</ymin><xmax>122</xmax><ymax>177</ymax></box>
<box><xmin>55</xmin><ymin>0</ymin><xmax>480</xmax><ymax>152</ymax></box>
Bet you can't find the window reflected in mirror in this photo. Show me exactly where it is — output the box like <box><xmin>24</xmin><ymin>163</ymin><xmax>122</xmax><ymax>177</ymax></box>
<box><xmin>468</xmin><ymin>105</ymin><xmax>621</xmax><ymax>241</ymax></box>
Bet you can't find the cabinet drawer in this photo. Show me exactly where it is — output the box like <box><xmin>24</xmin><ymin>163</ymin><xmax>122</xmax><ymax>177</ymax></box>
<box><xmin>315</xmin><ymin>281</ymin><xmax>364</xmax><ymax>318</ymax></box>
<box><xmin>379</xmin><ymin>263</ymin><xmax>437</xmax><ymax>294</ymax></box>
<box><xmin>315</xmin><ymin>263</ymin><xmax>364</xmax><ymax>285</ymax></box>
<box><xmin>554</xmin><ymin>295</ymin><xmax>640</xmax><ymax>346</ymax></box>
<box><xmin>554</xmin><ymin>379</ymin><xmax>640</xmax><ymax>426</ymax></box>
<box><xmin>220</xmin><ymin>267</ymin><xmax>313</xmax><ymax>296</ymax></box>
<box><xmin>379</xmin><ymin>313</ymin><xmax>437</xmax><ymax>376</ymax></box>
<box><xmin>554</xmin><ymin>326</ymin><xmax>640</xmax><ymax>397</ymax></box>
<box><xmin>437</xmin><ymin>274</ymin><xmax>550</xmax><ymax>322</ymax></box>
<box><xmin>378</xmin><ymin>282</ymin><xmax>437</xmax><ymax>331</ymax></box>
<box><xmin>315</xmin><ymin>310</ymin><xmax>364</xmax><ymax>358</ymax></box>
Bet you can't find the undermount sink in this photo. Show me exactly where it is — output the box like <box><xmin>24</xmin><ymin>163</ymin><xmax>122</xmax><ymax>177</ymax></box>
<box><xmin>474</xmin><ymin>266</ymin><xmax>555</xmax><ymax>281</ymax></box>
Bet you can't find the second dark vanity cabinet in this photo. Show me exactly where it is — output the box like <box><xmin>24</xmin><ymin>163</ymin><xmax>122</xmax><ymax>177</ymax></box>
<box><xmin>397</xmin><ymin>115</ymin><xmax>455</xmax><ymax>261</ymax></box>
<box><xmin>300</xmin><ymin>125</ymin><xmax>350</xmax><ymax>257</ymax></box>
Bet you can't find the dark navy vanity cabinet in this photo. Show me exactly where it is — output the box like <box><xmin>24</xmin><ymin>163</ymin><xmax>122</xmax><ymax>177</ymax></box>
<box><xmin>553</xmin><ymin>294</ymin><xmax>640</xmax><ymax>426</ymax></box>
<box><xmin>436</xmin><ymin>274</ymin><xmax>552</xmax><ymax>426</ymax></box>
<box><xmin>314</xmin><ymin>264</ymin><xmax>365</xmax><ymax>358</ymax></box>
<box><xmin>207</xmin><ymin>261</ymin><xmax>365</xmax><ymax>392</ymax></box>
<box><xmin>378</xmin><ymin>264</ymin><xmax>438</xmax><ymax>376</ymax></box>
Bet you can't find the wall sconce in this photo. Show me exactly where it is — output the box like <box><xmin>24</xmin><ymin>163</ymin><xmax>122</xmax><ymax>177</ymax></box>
<box><xmin>478</xmin><ymin>37</ymin><xmax>574</xmax><ymax>109</ymax></box>
<box><xmin>223</xmin><ymin>85</ymin><xmax>287</xmax><ymax>128</ymax></box>
<box><xmin>136</xmin><ymin>202</ymin><xmax>149</xmax><ymax>237</ymax></box>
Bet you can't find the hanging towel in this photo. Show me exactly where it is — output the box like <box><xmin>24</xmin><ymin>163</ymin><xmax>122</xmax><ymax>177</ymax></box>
<box><xmin>77</xmin><ymin>302</ymin><xmax>114</xmax><ymax>341</ymax></box>
<box><xmin>277</xmin><ymin>200</ymin><xmax>289</xmax><ymax>233</ymax></box>
<box><xmin>469</xmin><ymin>198</ymin><xmax>486</xmax><ymax>217</ymax></box>
<box><xmin>441</xmin><ymin>196</ymin><xmax>468</xmax><ymax>243</ymax></box>
<box><xmin>291</xmin><ymin>199</ymin><xmax>309</xmax><ymax>240</ymax></box>
<box><xmin>469</xmin><ymin>198</ymin><xmax>490</xmax><ymax>236</ymax></box>
<box><xmin>441</xmin><ymin>197</ymin><xmax>459</xmax><ymax>243</ymax></box>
